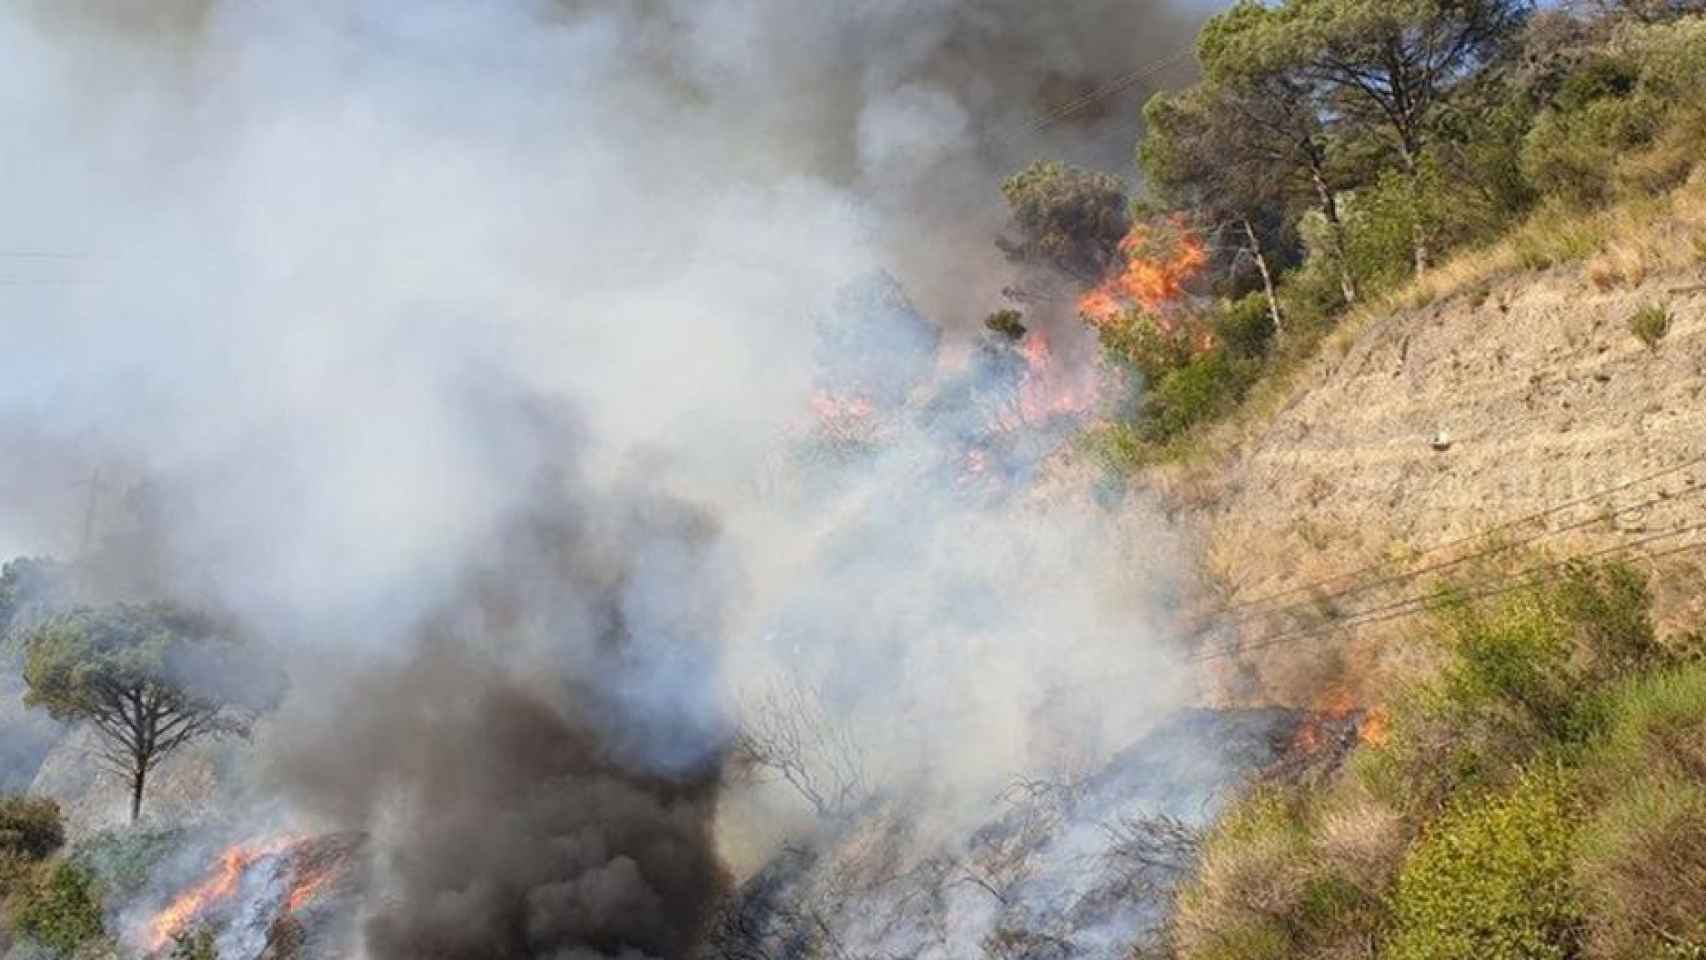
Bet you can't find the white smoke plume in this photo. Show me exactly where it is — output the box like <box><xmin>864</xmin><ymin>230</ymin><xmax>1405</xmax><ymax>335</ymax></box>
<box><xmin>0</xmin><ymin>2</ymin><xmax>1216</xmax><ymax>957</ymax></box>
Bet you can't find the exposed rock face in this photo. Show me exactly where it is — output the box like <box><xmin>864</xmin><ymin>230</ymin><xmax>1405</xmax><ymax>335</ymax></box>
<box><xmin>28</xmin><ymin>725</ymin><xmax>234</xmax><ymax>842</ymax></box>
<box><xmin>1168</xmin><ymin>269</ymin><xmax>1706</xmax><ymax>707</ymax></box>
<box><xmin>706</xmin><ymin>708</ymin><xmax>1301</xmax><ymax>960</ymax></box>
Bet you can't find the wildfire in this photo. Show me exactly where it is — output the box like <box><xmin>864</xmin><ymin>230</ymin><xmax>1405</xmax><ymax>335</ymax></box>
<box><xmin>1015</xmin><ymin>330</ymin><xmax>1100</xmax><ymax>426</ymax></box>
<box><xmin>1077</xmin><ymin>218</ymin><xmax>1209</xmax><ymax>329</ymax></box>
<box><xmin>1290</xmin><ymin>685</ymin><xmax>1390</xmax><ymax>754</ymax></box>
<box><xmin>285</xmin><ymin>863</ymin><xmax>338</xmax><ymax>913</ymax></box>
<box><xmin>144</xmin><ymin>833</ymin><xmax>356</xmax><ymax>955</ymax></box>
<box><xmin>146</xmin><ymin>837</ymin><xmax>299</xmax><ymax>951</ymax></box>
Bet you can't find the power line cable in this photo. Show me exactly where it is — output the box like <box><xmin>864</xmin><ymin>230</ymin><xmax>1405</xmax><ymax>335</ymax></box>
<box><xmin>1191</xmin><ymin>520</ymin><xmax>1706</xmax><ymax>662</ymax></box>
<box><xmin>1189</xmin><ymin>474</ymin><xmax>1706</xmax><ymax>640</ymax></box>
<box><xmin>1028</xmin><ymin>47</ymin><xmax>1196</xmax><ymax>133</ymax></box>
<box><xmin>1183</xmin><ymin>452</ymin><xmax>1706</xmax><ymax>629</ymax></box>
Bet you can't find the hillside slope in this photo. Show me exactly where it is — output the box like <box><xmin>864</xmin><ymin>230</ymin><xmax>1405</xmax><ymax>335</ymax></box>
<box><xmin>1170</xmin><ymin>263</ymin><xmax>1706</xmax><ymax>708</ymax></box>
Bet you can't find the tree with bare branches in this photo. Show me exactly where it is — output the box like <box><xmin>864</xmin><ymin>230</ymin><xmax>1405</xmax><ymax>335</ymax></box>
<box><xmin>732</xmin><ymin>671</ymin><xmax>868</xmax><ymax>823</ymax></box>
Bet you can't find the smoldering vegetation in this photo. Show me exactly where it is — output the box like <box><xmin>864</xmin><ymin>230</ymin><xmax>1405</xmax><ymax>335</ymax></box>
<box><xmin>0</xmin><ymin>2</ymin><xmax>1231</xmax><ymax>959</ymax></box>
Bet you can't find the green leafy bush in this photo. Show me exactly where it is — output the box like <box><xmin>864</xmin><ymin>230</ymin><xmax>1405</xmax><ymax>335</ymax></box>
<box><xmin>10</xmin><ymin>860</ymin><xmax>104</xmax><ymax>958</ymax></box>
<box><xmin>1386</xmin><ymin>768</ymin><xmax>1584</xmax><ymax>960</ymax></box>
<box><xmin>1098</xmin><ymin>309</ymin><xmax>1198</xmax><ymax>382</ymax></box>
<box><xmin>1584</xmin><ymin>663</ymin><xmax>1706</xmax><ymax>798</ymax></box>
<box><xmin>1629</xmin><ymin>302</ymin><xmax>1671</xmax><ymax>347</ymax></box>
<box><xmin>1141</xmin><ymin>351</ymin><xmax>1259</xmax><ymax>443</ymax></box>
<box><xmin>1358</xmin><ymin>562</ymin><xmax>1663</xmax><ymax>812</ymax></box>
<box><xmin>1523</xmin><ymin>93</ymin><xmax>1667</xmax><ymax>207</ymax></box>
<box><xmin>1212</xmin><ymin>293</ymin><xmax>1276</xmax><ymax>360</ymax></box>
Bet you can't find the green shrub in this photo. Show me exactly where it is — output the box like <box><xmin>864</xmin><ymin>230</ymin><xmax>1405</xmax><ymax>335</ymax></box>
<box><xmin>1098</xmin><ymin>309</ymin><xmax>1198</xmax><ymax>382</ymax></box>
<box><xmin>1141</xmin><ymin>351</ymin><xmax>1259</xmax><ymax>443</ymax></box>
<box><xmin>10</xmin><ymin>860</ymin><xmax>104</xmax><ymax>958</ymax></box>
<box><xmin>1524</xmin><ymin>93</ymin><xmax>1668</xmax><ymax>207</ymax></box>
<box><xmin>1357</xmin><ymin>562</ymin><xmax>1663</xmax><ymax>812</ymax></box>
<box><xmin>1573</xmin><ymin>666</ymin><xmax>1706</xmax><ymax>959</ymax></box>
<box><xmin>1213</xmin><ymin>293</ymin><xmax>1276</xmax><ymax>360</ymax></box>
<box><xmin>1386</xmin><ymin>768</ymin><xmax>1584</xmax><ymax>960</ymax></box>
<box><xmin>1629</xmin><ymin>302</ymin><xmax>1671</xmax><ymax>347</ymax></box>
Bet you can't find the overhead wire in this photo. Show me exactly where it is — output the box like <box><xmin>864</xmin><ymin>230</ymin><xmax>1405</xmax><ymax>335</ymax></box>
<box><xmin>1028</xmin><ymin>47</ymin><xmax>1197</xmax><ymax>133</ymax></box>
<box><xmin>1187</xmin><ymin>469</ymin><xmax>1706</xmax><ymax>641</ymax></box>
<box><xmin>1182</xmin><ymin>451</ymin><xmax>1706</xmax><ymax>632</ymax></box>
<box><xmin>1190</xmin><ymin>519</ymin><xmax>1706</xmax><ymax>663</ymax></box>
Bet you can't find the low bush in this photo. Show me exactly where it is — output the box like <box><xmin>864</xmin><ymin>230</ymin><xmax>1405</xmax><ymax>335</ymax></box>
<box><xmin>1357</xmin><ymin>561</ymin><xmax>1663</xmax><ymax>813</ymax></box>
<box><xmin>1571</xmin><ymin>663</ymin><xmax>1706</xmax><ymax>957</ymax></box>
<box><xmin>1212</xmin><ymin>294</ymin><xmax>1276</xmax><ymax>360</ymax></box>
<box><xmin>9</xmin><ymin>860</ymin><xmax>104</xmax><ymax>958</ymax></box>
<box><xmin>0</xmin><ymin>797</ymin><xmax>63</xmax><ymax>867</ymax></box>
<box><xmin>0</xmin><ymin>797</ymin><xmax>63</xmax><ymax>899</ymax></box>
<box><xmin>1386</xmin><ymin>767</ymin><xmax>1584</xmax><ymax>960</ymax></box>
<box><xmin>1141</xmin><ymin>352</ymin><xmax>1260</xmax><ymax>444</ymax></box>
<box><xmin>1171</xmin><ymin>787</ymin><xmax>1391</xmax><ymax>960</ymax></box>
<box><xmin>1629</xmin><ymin>302</ymin><xmax>1671</xmax><ymax>346</ymax></box>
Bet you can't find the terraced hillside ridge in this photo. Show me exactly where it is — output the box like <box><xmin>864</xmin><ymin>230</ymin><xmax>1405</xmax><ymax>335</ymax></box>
<box><xmin>1173</xmin><ymin>265</ymin><xmax>1706</xmax><ymax>709</ymax></box>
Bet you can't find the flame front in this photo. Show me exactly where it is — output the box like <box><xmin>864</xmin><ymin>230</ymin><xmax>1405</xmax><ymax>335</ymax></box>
<box><xmin>1077</xmin><ymin>218</ymin><xmax>1209</xmax><ymax>328</ymax></box>
<box><xmin>285</xmin><ymin>863</ymin><xmax>338</xmax><ymax>913</ymax></box>
<box><xmin>1012</xmin><ymin>330</ymin><xmax>1103</xmax><ymax>427</ymax></box>
<box><xmin>145</xmin><ymin>836</ymin><xmax>300</xmax><ymax>952</ymax></box>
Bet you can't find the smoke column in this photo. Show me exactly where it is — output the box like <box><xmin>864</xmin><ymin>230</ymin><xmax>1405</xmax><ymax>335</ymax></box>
<box><xmin>0</xmin><ymin>2</ymin><xmax>1214</xmax><ymax>957</ymax></box>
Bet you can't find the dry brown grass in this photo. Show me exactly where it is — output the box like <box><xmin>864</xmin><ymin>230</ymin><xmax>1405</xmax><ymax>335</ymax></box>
<box><xmin>1314</xmin><ymin>792</ymin><xmax>1407</xmax><ymax>898</ymax></box>
<box><xmin>1170</xmin><ymin>791</ymin><xmax>1314</xmax><ymax>959</ymax></box>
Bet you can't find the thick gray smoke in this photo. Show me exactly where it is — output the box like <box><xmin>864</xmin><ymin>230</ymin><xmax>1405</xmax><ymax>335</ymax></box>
<box><xmin>0</xmin><ymin>2</ymin><xmax>1214</xmax><ymax>958</ymax></box>
<box><xmin>267</xmin><ymin>394</ymin><xmax>732</xmax><ymax>958</ymax></box>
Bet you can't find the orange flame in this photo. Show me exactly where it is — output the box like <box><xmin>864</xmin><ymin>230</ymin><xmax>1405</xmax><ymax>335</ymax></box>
<box><xmin>1291</xmin><ymin>686</ymin><xmax>1389</xmax><ymax>753</ymax></box>
<box><xmin>1077</xmin><ymin>218</ymin><xmax>1209</xmax><ymax>328</ymax></box>
<box><xmin>1015</xmin><ymin>330</ymin><xmax>1099</xmax><ymax>425</ymax></box>
<box><xmin>146</xmin><ymin>837</ymin><xmax>300</xmax><ymax>951</ymax></box>
<box><xmin>1360</xmin><ymin>706</ymin><xmax>1391</xmax><ymax>747</ymax></box>
<box><xmin>285</xmin><ymin>863</ymin><xmax>339</xmax><ymax>913</ymax></box>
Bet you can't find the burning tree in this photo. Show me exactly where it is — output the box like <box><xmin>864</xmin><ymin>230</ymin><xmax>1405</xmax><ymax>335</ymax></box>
<box><xmin>21</xmin><ymin>604</ymin><xmax>272</xmax><ymax>823</ymax></box>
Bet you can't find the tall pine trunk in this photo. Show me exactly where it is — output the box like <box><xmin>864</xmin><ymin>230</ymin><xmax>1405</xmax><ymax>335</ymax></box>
<box><xmin>130</xmin><ymin>763</ymin><xmax>145</xmax><ymax>823</ymax></box>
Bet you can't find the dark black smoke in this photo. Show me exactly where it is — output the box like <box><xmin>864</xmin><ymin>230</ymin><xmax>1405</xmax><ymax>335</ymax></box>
<box><xmin>269</xmin><ymin>393</ymin><xmax>734</xmax><ymax>960</ymax></box>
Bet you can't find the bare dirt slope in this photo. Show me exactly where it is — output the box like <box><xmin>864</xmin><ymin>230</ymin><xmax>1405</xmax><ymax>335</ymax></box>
<box><xmin>1167</xmin><ymin>265</ymin><xmax>1706</xmax><ymax>708</ymax></box>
